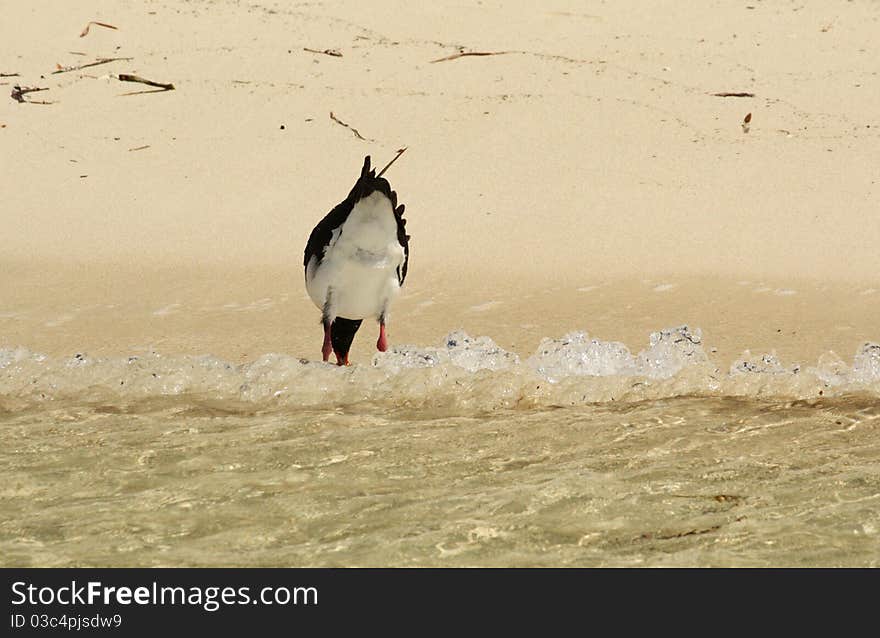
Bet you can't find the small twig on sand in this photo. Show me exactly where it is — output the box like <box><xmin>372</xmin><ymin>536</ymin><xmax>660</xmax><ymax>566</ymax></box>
<box><xmin>80</xmin><ymin>21</ymin><xmax>118</xmax><ymax>37</ymax></box>
<box><xmin>11</xmin><ymin>85</ymin><xmax>51</xmax><ymax>104</ymax></box>
<box><xmin>304</xmin><ymin>47</ymin><xmax>342</xmax><ymax>58</ymax></box>
<box><xmin>1</xmin><ymin>72</ymin><xmax>20</xmax><ymax>78</ymax></box>
<box><xmin>329</xmin><ymin>111</ymin><xmax>370</xmax><ymax>141</ymax></box>
<box><xmin>430</xmin><ymin>50</ymin><xmax>511</xmax><ymax>63</ymax></box>
<box><xmin>52</xmin><ymin>57</ymin><xmax>132</xmax><ymax>74</ymax></box>
<box><xmin>376</xmin><ymin>148</ymin><xmax>407</xmax><ymax>178</ymax></box>
<box><xmin>118</xmin><ymin>74</ymin><xmax>175</xmax><ymax>91</ymax></box>
<box><xmin>712</xmin><ymin>92</ymin><xmax>755</xmax><ymax>98</ymax></box>
<box><xmin>128</xmin><ymin>145</ymin><xmax>151</xmax><ymax>152</ymax></box>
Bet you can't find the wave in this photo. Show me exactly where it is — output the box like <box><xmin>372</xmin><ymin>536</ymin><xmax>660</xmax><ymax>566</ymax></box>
<box><xmin>1</xmin><ymin>327</ymin><xmax>879</xmax><ymax>413</ymax></box>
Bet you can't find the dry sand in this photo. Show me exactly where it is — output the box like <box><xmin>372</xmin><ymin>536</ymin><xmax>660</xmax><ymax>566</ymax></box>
<box><xmin>2</xmin><ymin>0</ymin><xmax>878</xmax><ymax>366</ymax></box>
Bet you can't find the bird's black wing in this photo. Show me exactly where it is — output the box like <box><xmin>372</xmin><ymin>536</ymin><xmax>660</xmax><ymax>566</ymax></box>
<box><xmin>303</xmin><ymin>198</ymin><xmax>354</xmax><ymax>271</ymax></box>
<box><xmin>395</xmin><ymin>203</ymin><xmax>409</xmax><ymax>286</ymax></box>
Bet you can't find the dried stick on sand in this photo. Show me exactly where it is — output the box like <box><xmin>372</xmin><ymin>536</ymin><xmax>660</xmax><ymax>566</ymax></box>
<box><xmin>118</xmin><ymin>74</ymin><xmax>175</xmax><ymax>91</ymax></box>
<box><xmin>430</xmin><ymin>51</ymin><xmax>511</xmax><ymax>63</ymax></box>
<box><xmin>303</xmin><ymin>47</ymin><xmax>343</xmax><ymax>57</ymax></box>
<box><xmin>80</xmin><ymin>21</ymin><xmax>118</xmax><ymax>37</ymax></box>
<box><xmin>712</xmin><ymin>92</ymin><xmax>756</xmax><ymax>98</ymax></box>
<box><xmin>11</xmin><ymin>85</ymin><xmax>50</xmax><ymax>103</ymax></box>
<box><xmin>52</xmin><ymin>57</ymin><xmax>132</xmax><ymax>74</ymax></box>
<box><xmin>376</xmin><ymin>148</ymin><xmax>407</xmax><ymax>178</ymax></box>
<box><xmin>329</xmin><ymin>111</ymin><xmax>370</xmax><ymax>141</ymax></box>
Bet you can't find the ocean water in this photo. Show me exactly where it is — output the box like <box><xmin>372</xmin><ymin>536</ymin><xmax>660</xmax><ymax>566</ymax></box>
<box><xmin>1</xmin><ymin>327</ymin><xmax>879</xmax><ymax>567</ymax></box>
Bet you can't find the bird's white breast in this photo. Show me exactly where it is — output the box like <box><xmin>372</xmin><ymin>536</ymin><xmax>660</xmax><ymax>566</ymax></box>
<box><xmin>306</xmin><ymin>191</ymin><xmax>405</xmax><ymax>320</ymax></box>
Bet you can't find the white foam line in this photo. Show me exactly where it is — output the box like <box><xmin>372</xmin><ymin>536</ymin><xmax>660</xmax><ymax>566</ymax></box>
<box><xmin>152</xmin><ymin>303</ymin><xmax>181</xmax><ymax>317</ymax></box>
<box><xmin>45</xmin><ymin>314</ymin><xmax>76</xmax><ymax>327</ymax></box>
<box><xmin>469</xmin><ymin>301</ymin><xmax>501</xmax><ymax>312</ymax></box>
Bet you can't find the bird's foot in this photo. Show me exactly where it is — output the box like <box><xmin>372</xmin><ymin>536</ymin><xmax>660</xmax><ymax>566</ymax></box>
<box><xmin>322</xmin><ymin>324</ymin><xmax>333</xmax><ymax>362</ymax></box>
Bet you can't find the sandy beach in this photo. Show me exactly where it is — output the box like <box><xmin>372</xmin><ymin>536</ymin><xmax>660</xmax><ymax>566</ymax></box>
<box><xmin>2</xmin><ymin>0</ymin><xmax>878</xmax><ymax>366</ymax></box>
<box><xmin>2</xmin><ymin>1</ymin><xmax>880</xmax><ymax>570</ymax></box>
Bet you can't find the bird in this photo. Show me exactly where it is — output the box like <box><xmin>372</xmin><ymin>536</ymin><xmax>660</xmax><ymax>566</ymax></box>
<box><xmin>303</xmin><ymin>153</ymin><xmax>410</xmax><ymax>365</ymax></box>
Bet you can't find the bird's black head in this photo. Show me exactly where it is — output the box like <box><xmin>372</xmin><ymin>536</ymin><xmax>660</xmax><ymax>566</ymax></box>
<box><xmin>330</xmin><ymin>317</ymin><xmax>363</xmax><ymax>365</ymax></box>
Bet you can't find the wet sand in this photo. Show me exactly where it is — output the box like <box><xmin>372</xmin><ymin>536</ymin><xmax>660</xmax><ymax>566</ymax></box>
<box><xmin>2</xmin><ymin>259</ymin><xmax>879</xmax><ymax>371</ymax></box>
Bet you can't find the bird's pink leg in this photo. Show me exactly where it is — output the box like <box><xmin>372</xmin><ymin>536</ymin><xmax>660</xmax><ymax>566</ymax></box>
<box><xmin>377</xmin><ymin>322</ymin><xmax>388</xmax><ymax>352</ymax></box>
<box><xmin>322</xmin><ymin>322</ymin><xmax>333</xmax><ymax>362</ymax></box>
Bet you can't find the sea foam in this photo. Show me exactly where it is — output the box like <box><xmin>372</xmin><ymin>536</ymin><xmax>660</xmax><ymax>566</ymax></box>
<box><xmin>1</xmin><ymin>328</ymin><xmax>878</xmax><ymax>412</ymax></box>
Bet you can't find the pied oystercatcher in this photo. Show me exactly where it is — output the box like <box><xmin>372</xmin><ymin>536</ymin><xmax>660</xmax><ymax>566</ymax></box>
<box><xmin>303</xmin><ymin>153</ymin><xmax>410</xmax><ymax>365</ymax></box>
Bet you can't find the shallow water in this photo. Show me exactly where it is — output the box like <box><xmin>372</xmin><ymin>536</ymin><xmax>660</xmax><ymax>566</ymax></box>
<box><xmin>2</xmin><ymin>329</ymin><xmax>879</xmax><ymax>567</ymax></box>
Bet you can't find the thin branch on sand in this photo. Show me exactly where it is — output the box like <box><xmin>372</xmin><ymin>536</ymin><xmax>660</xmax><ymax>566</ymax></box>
<box><xmin>712</xmin><ymin>92</ymin><xmax>755</xmax><ymax>98</ymax></box>
<box><xmin>304</xmin><ymin>47</ymin><xmax>343</xmax><ymax>58</ymax></box>
<box><xmin>11</xmin><ymin>85</ymin><xmax>52</xmax><ymax>104</ymax></box>
<box><xmin>1</xmin><ymin>72</ymin><xmax>20</xmax><ymax>78</ymax></box>
<box><xmin>329</xmin><ymin>111</ymin><xmax>371</xmax><ymax>141</ymax></box>
<box><xmin>430</xmin><ymin>50</ymin><xmax>511</xmax><ymax>63</ymax></box>
<box><xmin>118</xmin><ymin>74</ymin><xmax>175</xmax><ymax>91</ymax></box>
<box><xmin>52</xmin><ymin>57</ymin><xmax>132</xmax><ymax>74</ymax></box>
<box><xmin>80</xmin><ymin>21</ymin><xmax>118</xmax><ymax>37</ymax></box>
<box><xmin>376</xmin><ymin>148</ymin><xmax>407</xmax><ymax>178</ymax></box>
